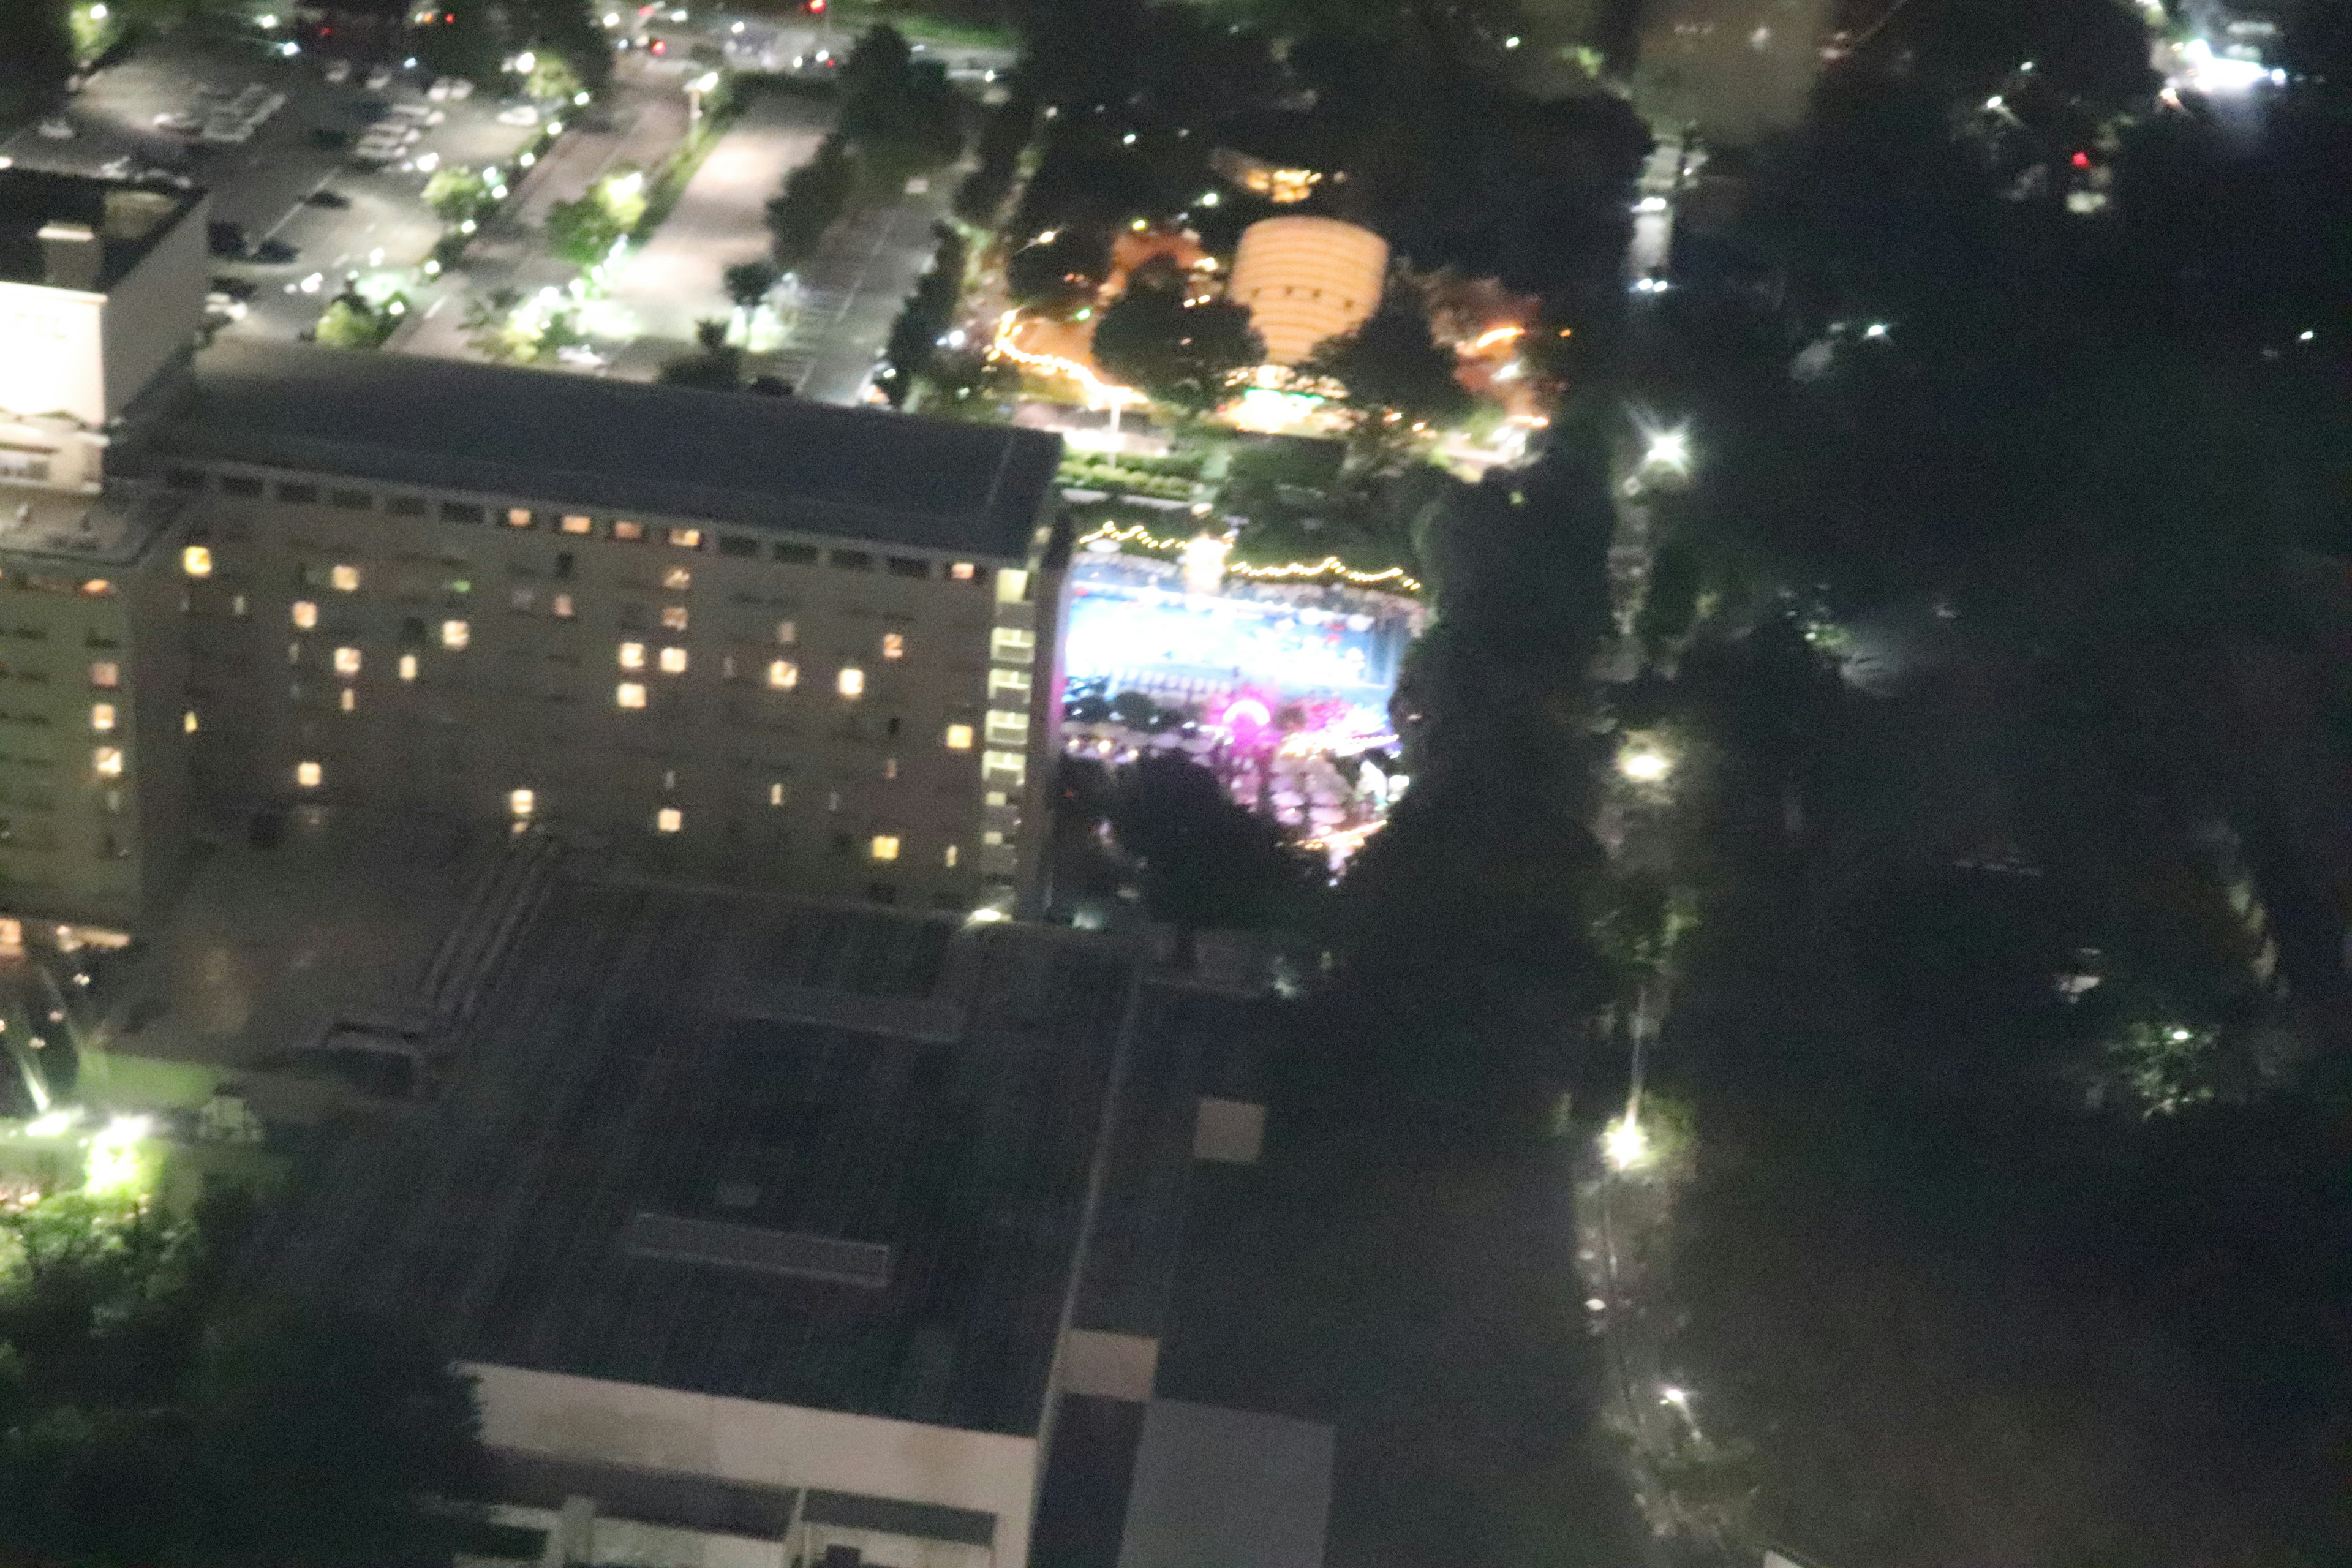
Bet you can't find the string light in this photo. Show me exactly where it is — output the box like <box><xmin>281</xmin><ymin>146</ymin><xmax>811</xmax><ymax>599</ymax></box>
<box><xmin>1075</xmin><ymin>522</ymin><xmax>1423</xmax><ymax>594</ymax></box>
<box><xmin>990</xmin><ymin>311</ymin><xmax>1150</xmax><ymax>410</ymax></box>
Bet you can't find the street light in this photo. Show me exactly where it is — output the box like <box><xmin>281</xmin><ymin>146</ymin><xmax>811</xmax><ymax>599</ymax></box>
<box><xmin>1602</xmin><ymin>1114</ymin><xmax>1651</xmax><ymax>1172</ymax></box>
<box><xmin>1642</xmin><ymin>425</ymin><xmax>1690</xmax><ymax>472</ymax></box>
<box><xmin>1618</xmin><ymin>744</ymin><xmax>1672</xmax><ymax>783</ymax></box>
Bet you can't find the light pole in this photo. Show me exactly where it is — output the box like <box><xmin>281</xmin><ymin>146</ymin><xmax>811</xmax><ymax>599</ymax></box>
<box><xmin>686</xmin><ymin>70</ymin><xmax>720</xmax><ymax>133</ymax></box>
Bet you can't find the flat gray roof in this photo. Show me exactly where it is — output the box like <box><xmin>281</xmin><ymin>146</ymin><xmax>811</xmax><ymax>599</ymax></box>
<box><xmin>251</xmin><ymin>874</ymin><xmax>1136</xmax><ymax>1437</ymax></box>
<box><xmin>0</xmin><ymin>168</ymin><xmax>203</xmax><ymax>292</ymax></box>
<box><xmin>151</xmin><ymin>343</ymin><xmax>1063</xmax><ymax>562</ymax></box>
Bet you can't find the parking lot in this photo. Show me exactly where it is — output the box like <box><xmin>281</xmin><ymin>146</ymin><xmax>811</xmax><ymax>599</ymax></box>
<box><xmin>1</xmin><ymin>38</ymin><xmax>540</xmax><ymax>341</ymax></box>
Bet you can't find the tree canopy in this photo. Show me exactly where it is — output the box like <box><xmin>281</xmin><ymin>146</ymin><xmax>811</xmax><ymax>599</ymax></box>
<box><xmin>1090</xmin><ymin>263</ymin><xmax>1263</xmax><ymax>415</ymax></box>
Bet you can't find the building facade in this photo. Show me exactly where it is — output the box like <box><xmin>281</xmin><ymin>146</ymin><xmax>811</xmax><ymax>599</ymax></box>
<box><xmin>0</xmin><ymin>168</ymin><xmax>1069</xmax><ymax>927</ymax></box>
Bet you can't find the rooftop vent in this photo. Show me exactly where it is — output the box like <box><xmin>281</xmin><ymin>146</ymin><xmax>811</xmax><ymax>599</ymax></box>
<box><xmin>622</xmin><ymin>1212</ymin><xmax>892</xmax><ymax>1289</ymax></box>
<box><xmin>36</xmin><ymin>221</ymin><xmax>99</xmax><ymax>292</ymax></box>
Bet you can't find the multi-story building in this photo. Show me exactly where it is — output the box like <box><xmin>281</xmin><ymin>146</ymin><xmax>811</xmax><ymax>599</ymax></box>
<box><xmin>140</xmin><ymin>343</ymin><xmax>1067</xmax><ymax>916</ymax></box>
<box><xmin>0</xmin><ymin>169</ymin><xmax>209</xmax><ymax>930</ymax></box>
<box><xmin>0</xmin><ymin>168</ymin><xmax>1068</xmax><ymax>929</ymax></box>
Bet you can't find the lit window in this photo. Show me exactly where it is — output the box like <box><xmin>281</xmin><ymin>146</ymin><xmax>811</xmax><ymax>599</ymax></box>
<box><xmin>943</xmin><ymin>843</ymin><xmax>959</xmax><ymax>868</ymax></box>
<box><xmin>509</xmin><ymin>787</ymin><xmax>535</xmax><ymax>818</ymax></box>
<box><xmin>989</xmin><ymin>668</ymin><xmax>1032</xmax><ymax>700</ymax></box>
<box><xmin>662</xmin><ymin>605</ymin><xmax>689</xmax><ymax>631</ymax></box>
<box><xmin>94</xmin><ymin>746</ymin><xmax>124</xmax><ymax>778</ymax></box>
<box><xmin>89</xmin><ymin>661</ymin><xmax>118</xmax><ymax>690</ymax></box>
<box><xmin>618</xmin><ymin>641</ymin><xmax>646</xmax><ymax>671</ymax></box>
<box><xmin>330</xmin><ymin>564</ymin><xmax>360</xmax><ymax>592</ymax></box>
<box><xmin>883</xmin><ymin>756</ymin><xmax>899</xmax><ymax>780</ymax></box>
<box><xmin>658</xmin><ymin>646</ymin><xmax>688</xmax><ymax>674</ymax></box>
<box><xmin>944</xmin><ymin>724</ymin><xmax>973</xmax><ymax>750</ymax></box>
<box><xmin>334</xmin><ymin>646</ymin><xmax>361</xmax><ymax>676</ymax></box>
<box><xmin>995</xmin><ymin>568</ymin><xmax>1029</xmax><ymax>604</ymax></box>
<box><xmin>339</xmin><ymin>687</ymin><xmax>356</xmax><ymax>712</ymax></box>
<box><xmin>231</xmin><ymin>594</ymin><xmax>247</xmax><ymax>617</ymax></box>
<box><xmin>398</xmin><ymin>652</ymin><xmax>418</xmax><ymax>683</ymax></box>
<box><xmin>837</xmin><ymin>666</ymin><xmax>865</xmax><ymax>699</ymax></box>
<box><xmin>81</xmin><ymin>579</ymin><xmax>112</xmax><ymax>597</ymax></box>
<box><xmin>612</xmin><ymin>520</ymin><xmax>644</xmax><ymax>541</ymax></box>
<box><xmin>506</xmin><ymin>507</ymin><xmax>534</xmax><ymax>529</ymax></box>
<box><xmin>768</xmin><ymin>782</ymin><xmax>786</xmax><ymax>807</ymax></box>
<box><xmin>552</xmin><ymin>593</ymin><xmax>575</xmax><ymax>619</ymax></box>
<box><xmin>616</xmin><ymin>682</ymin><xmax>646</xmax><ymax>709</ymax></box>
<box><xmin>990</xmin><ymin>626</ymin><xmax>1036</xmax><ymax>664</ymax></box>
<box><xmin>982</xmin><ymin>749</ymin><xmax>1027</xmax><ymax>786</ymax></box>
<box><xmin>89</xmin><ymin>703</ymin><xmax>114</xmax><ymax>734</ymax></box>
<box><xmin>656</xmin><ymin>806</ymin><xmax>682</xmax><ymax>834</ymax></box>
<box><xmin>663</xmin><ymin>566</ymin><xmax>692</xmax><ymax>590</ymax></box>
<box><xmin>870</xmin><ymin>834</ymin><xmax>900</xmax><ymax>861</ymax></box>
<box><xmin>295</xmin><ymin>760</ymin><xmax>321</xmax><ymax>789</ymax></box>
<box><xmin>767</xmin><ymin>659</ymin><xmax>799</xmax><ymax>690</ymax></box>
<box><xmin>668</xmin><ymin>527</ymin><xmax>701</xmax><ymax>549</ymax></box>
<box><xmin>986</xmin><ymin>790</ymin><xmax>1008</xmax><ymax>807</ymax></box>
<box><xmin>986</xmin><ymin>710</ymin><xmax>1029</xmax><ymax>746</ymax></box>
<box><xmin>183</xmin><ymin>710</ymin><xmax>198</xmax><ymax>734</ymax></box>
<box><xmin>181</xmin><ymin>545</ymin><xmax>213</xmax><ymax>578</ymax></box>
<box><xmin>950</xmin><ymin>561</ymin><xmax>976</xmax><ymax>581</ymax></box>
<box><xmin>775</xmin><ymin>620</ymin><xmax>796</xmax><ymax>644</ymax></box>
<box><xmin>441</xmin><ymin>619</ymin><xmax>470</xmax><ymax>650</ymax></box>
<box><xmin>292</xmin><ymin>600</ymin><xmax>318</xmax><ymax>630</ymax></box>
<box><xmin>560</xmin><ymin>514</ymin><xmax>594</xmax><ymax>534</ymax></box>
<box><xmin>881</xmin><ymin>632</ymin><xmax>905</xmax><ymax>660</ymax></box>
<box><xmin>288</xmin><ymin>642</ymin><xmax>302</xmax><ymax>665</ymax></box>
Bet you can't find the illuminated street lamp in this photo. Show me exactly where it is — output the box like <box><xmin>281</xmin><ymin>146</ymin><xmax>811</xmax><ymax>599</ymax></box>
<box><xmin>1602</xmin><ymin>1113</ymin><xmax>1651</xmax><ymax>1172</ymax></box>
<box><xmin>1642</xmin><ymin>425</ymin><xmax>1690</xmax><ymax>472</ymax></box>
<box><xmin>1618</xmin><ymin>744</ymin><xmax>1672</xmax><ymax>784</ymax></box>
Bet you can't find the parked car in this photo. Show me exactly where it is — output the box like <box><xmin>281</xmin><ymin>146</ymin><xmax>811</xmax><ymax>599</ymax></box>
<box><xmin>496</xmin><ymin>103</ymin><xmax>538</xmax><ymax>126</ymax></box>
<box><xmin>206</xmin><ymin>220</ymin><xmax>250</xmax><ymax>258</ymax></box>
<box><xmin>303</xmin><ymin>188</ymin><xmax>351</xmax><ymax>208</ymax></box>
<box><xmin>36</xmin><ymin>118</ymin><xmax>74</xmax><ymax>140</ymax></box>
<box><xmin>323</xmin><ymin>58</ymin><xmax>351</xmax><ymax>83</ymax></box>
<box><xmin>364</xmin><ymin>65</ymin><xmax>394</xmax><ymax>89</ymax></box>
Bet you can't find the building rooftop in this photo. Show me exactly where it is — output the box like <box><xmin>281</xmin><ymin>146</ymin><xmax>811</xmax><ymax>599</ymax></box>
<box><xmin>0</xmin><ymin>480</ymin><xmax>185</xmax><ymax>567</ymax></box>
<box><xmin>149</xmin><ymin>343</ymin><xmax>1065</xmax><ymax>562</ymax></box>
<box><xmin>0</xmin><ymin>167</ymin><xmax>203</xmax><ymax>293</ymax></box>
<box><xmin>251</xmin><ymin>872</ymin><xmax>1137</xmax><ymax>1437</ymax></box>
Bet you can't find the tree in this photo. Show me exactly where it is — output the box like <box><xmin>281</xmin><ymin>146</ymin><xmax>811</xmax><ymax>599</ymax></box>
<box><xmin>1003</xmin><ymin>226</ymin><xmax>1110</xmax><ymax>311</ymax></box>
<box><xmin>1107</xmin><ymin>754</ymin><xmax>1321</xmax><ymax>932</ymax></box>
<box><xmin>766</xmin><ymin>136</ymin><xmax>855</xmax><ymax>266</ymax></box>
<box><xmin>510</xmin><ymin>0</ymin><xmax>611</xmax><ymax>92</ymax></box>
<box><xmin>1090</xmin><ymin>265</ymin><xmax>1263</xmax><ymax>417</ymax></box>
<box><xmin>422</xmin><ymin>165</ymin><xmax>492</xmax><ymax>226</ymax></box>
<box><xmin>723</xmin><ymin>259</ymin><xmax>779</xmax><ymax>312</ymax></box>
<box><xmin>314</xmin><ymin>288</ymin><xmax>403</xmax><ymax>350</ymax></box>
<box><xmin>953</xmin><ymin>85</ymin><xmax>1037</xmax><ymax>227</ymax></box>
<box><xmin>834</xmin><ymin>26</ymin><xmax>963</xmax><ymax>194</ymax></box>
<box><xmin>657</xmin><ymin>318</ymin><xmax>742</xmax><ymax>390</ymax></box>
<box><xmin>879</xmin><ymin>225</ymin><xmax>965</xmax><ymax>409</ymax></box>
<box><xmin>1306</xmin><ymin>285</ymin><xmax>1472</xmax><ymax>465</ymax></box>
<box><xmin>0</xmin><ymin>1188</ymin><xmax>488</xmax><ymax>1567</ymax></box>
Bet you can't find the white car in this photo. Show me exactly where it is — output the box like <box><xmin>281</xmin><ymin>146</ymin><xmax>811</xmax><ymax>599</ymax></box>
<box><xmin>203</xmin><ymin>292</ymin><xmax>249</xmax><ymax>322</ymax></box>
<box><xmin>496</xmin><ymin>104</ymin><xmax>538</xmax><ymax>126</ymax></box>
<box><xmin>36</xmin><ymin>118</ymin><xmax>74</xmax><ymax>140</ymax></box>
<box><xmin>445</xmin><ymin>77</ymin><xmax>472</xmax><ymax>99</ymax></box>
<box><xmin>323</xmin><ymin>58</ymin><xmax>351</xmax><ymax>83</ymax></box>
<box><xmin>364</xmin><ymin>66</ymin><xmax>394</xmax><ymax>89</ymax></box>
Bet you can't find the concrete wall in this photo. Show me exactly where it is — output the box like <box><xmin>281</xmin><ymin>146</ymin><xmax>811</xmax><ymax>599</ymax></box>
<box><xmin>0</xmin><ymin>280</ymin><xmax>107</xmax><ymax>428</ymax></box>
<box><xmin>100</xmin><ymin>194</ymin><xmax>208</xmax><ymax>423</ymax></box>
<box><xmin>467</xmin><ymin>1362</ymin><xmax>1042</xmax><ymax>1564</ymax></box>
